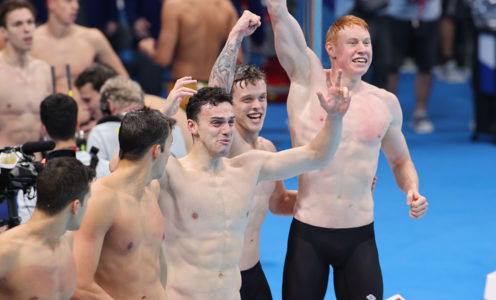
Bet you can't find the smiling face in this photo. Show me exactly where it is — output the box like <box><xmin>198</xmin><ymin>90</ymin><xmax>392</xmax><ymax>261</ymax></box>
<box><xmin>189</xmin><ymin>102</ymin><xmax>235</xmax><ymax>157</ymax></box>
<box><xmin>2</xmin><ymin>8</ymin><xmax>35</xmax><ymax>52</ymax></box>
<box><xmin>231</xmin><ymin>79</ymin><xmax>267</xmax><ymax>135</ymax></box>
<box><xmin>327</xmin><ymin>25</ymin><xmax>372</xmax><ymax>77</ymax></box>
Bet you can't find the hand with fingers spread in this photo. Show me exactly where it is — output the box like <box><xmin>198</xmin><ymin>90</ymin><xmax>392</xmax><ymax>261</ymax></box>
<box><xmin>232</xmin><ymin>10</ymin><xmax>262</xmax><ymax>38</ymax></box>
<box><xmin>161</xmin><ymin>76</ymin><xmax>198</xmax><ymax>117</ymax></box>
<box><xmin>316</xmin><ymin>69</ymin><xmax>351</xmax><ymax>118</ymax></box>
<box><xmin>407</xmin><ymin>190</ymin><xmax>428</xmax><ymax>219</ymax></box>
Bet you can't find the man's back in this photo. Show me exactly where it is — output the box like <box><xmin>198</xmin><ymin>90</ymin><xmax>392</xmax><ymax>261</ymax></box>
<box><xmin>164</xmin><ymin>0</ymin><xmax>238</xmax><ymax>81</ymax></box>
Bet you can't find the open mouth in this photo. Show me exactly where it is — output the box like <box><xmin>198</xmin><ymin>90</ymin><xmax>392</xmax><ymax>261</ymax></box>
<box><xmin>247</xmin><ymin>113</ymin><xmax>263</xmax><ymax>120</ymax></box>
<box><xmin>352</xmin><ymin>58</ymin><xmax>367</xmax><ymax>63</ymax></box>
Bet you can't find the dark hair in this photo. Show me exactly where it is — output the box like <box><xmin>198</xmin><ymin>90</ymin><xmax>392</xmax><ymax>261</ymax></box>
<box><xmin>119</xmin><ymin>107</ymin><xmax>176</xmax><ymax>161</ymax></box>
<box><xmin>40</xmin><ymin>93</ymin><xmax>78</xmax><ymax>141</ymax></box>
<box><xmin>36</xmin><ymin>157</ymin><xmax>95</xmax><ymax>216</ymax></box>
<box><xmin>186</xmin><ymin>87</ymin><xmax>232</xmax><ymax>122</ymax></box>
<box><xmin>232</xmin><ymin>64</ymin><xmax>266</xmax><ymax>93</ymax></box>
<box><xmin>74</xmin><ymin>63</ymin><xmax>118</xmax><ymax>91</ymax></box>
<box><xmin>0</xmin><ymin>0</ymin><xmax>36</xmax><ymax>28</ymax></box>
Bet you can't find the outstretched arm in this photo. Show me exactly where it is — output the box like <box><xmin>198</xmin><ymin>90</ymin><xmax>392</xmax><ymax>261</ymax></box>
<box><xmin>208</xmin><ymin>10</ymin><xmax>261</xmax><ymax>92</ymax></box>
<box><xmin>266</xmin><ymin>0</ymin><xmax>313</xmax><ymax>82</ymax></box>
<box><xmin>381</xmin><ymin>95</ymin><xmax>428</xmax><ymax>220</ymax></box>
<box><xmin>258</xmin><ymin>70</ymin><xmax>350</xmax><ymax>181</ymax></box>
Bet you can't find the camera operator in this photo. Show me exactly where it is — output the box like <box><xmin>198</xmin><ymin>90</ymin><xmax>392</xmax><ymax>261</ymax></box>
<box><xmin>0</xmin><ymin>157</ymin><xmax>95</xmax><ymax>299</ymax></box>
<box><xmin>1</xmin><ymin>93</ymin><xmax>112</xmax><ymax>226</ymax></box>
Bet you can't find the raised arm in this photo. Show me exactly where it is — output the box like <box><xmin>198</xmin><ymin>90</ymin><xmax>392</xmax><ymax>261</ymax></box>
<box><xmin>258</xmin><ymin>70</ymin><xmax>350</xmax><ymax>181</ymax></box>
<box><xmin>92</xmin><ymin>29</ymin><xmax>129</xmax><ymax>78</ymax></box>
<box><xmin>266</xmin><ymin>0</ymin><xmax>313</xmax><ymax>81</ymax></box>
<box><xmin>381</xmin><ymin>94</ymin><xmax>428</xmax><ymax>219</ymax></box>
<box><xmin>72</xmin><ymin>185</ymin><xmax>115</xmax><ymax>300</ymax></box>
<box><xmin>208</xmin><ymin>10</ymin><xmax>261</xmax><ymax>91</ymax></box>
<box><xmin>138</xmin><ymin>0</ymin><xmax>180</xmax><ymax>67</ymax></box>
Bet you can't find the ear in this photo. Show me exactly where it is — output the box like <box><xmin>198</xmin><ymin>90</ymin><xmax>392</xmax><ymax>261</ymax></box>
<box><xmin>75</xmin><ymin>120</ymin><xmax>80</xmax><ymax>131</ymax></box>
<box><xmin>46</xmin><ymin>0</ymin><xmax>55</xmax><ymax>10</ymax></box>
<box><xmin>325</xmin><ymin>41</ymin><xmax>335</xmax><ymax>59</ymax></box>
<box><xmin>40</xmin><ymin>124</ymin><xmax>47</xmax><ymax>137</ymax></box>
<box><xmin>70</xmin><ymin>199</ymin><xmax>80</xmax><ymax>215</ymax></box>
<box><xmin>0</xmin><ymin>27</ymin><xmax>6</xmax><ymax>39</ymax></box>
<box><xmin>187</xmin><ymin>119</ymin><xmax>199</xmax><ymax>137</ymax></box>
<box><xmin>152</xmin><ymin>144</ymin><xmax>160</xmax><ymax>159</ymax></box>
<box><xmin>107</xmin><ymin>99</ymin><xmax>116</xmax><ymax>115</ymax></box>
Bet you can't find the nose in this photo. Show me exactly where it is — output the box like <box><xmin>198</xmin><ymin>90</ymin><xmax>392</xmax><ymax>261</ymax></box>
<box><xmin>220</xmin><ymin>123</ymin><xmax>232</xmax><ymax>135</ymax></box>
<box><xmin>252</xmin><ymin>100</ymin><xmax>262</xmax><ymax>111</ymax></box>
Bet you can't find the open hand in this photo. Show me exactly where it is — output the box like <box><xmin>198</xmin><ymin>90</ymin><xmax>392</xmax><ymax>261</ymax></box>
<box><xmin>161</xmin><ymin>76</ymin><xmax>197</xmax><ymax>116</ymax></box>
<box><xmin>316</xmin><ymin>69</ymin><xmax>351</xmax><ymax>118</ymax></box>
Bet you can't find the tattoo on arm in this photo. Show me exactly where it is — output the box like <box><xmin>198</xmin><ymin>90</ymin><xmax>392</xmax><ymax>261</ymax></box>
<box><xmin>208</xmin><ymin>38</ymin><xmax>242</xmax><ymax>94</ymax></box>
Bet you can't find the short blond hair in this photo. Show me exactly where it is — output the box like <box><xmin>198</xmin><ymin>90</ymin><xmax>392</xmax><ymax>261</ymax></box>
<box><xmin>326</xmin><ymin>15</ymin><xmax>369</xmax><ymax>46</ymax></box>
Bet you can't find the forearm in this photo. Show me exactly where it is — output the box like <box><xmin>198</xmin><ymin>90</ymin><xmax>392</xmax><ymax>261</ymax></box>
<box><xmin>306</xmin><ymin>115</ymin><xmax>343</xmax><ymax>166</ymax></box>
<box><xmin>391</xmin><ymin>159</ymin><xmax>419</xmax><ymax>194</ymax></box>
<box><xmin>208</xmin><ymin>31</ymin><xmax>243</xmax><ymax>92</ymax></box>
<box><xmin>266</xmin><ymin>0</ymin><xmax>309</xmax><ymax>77</ymax></box>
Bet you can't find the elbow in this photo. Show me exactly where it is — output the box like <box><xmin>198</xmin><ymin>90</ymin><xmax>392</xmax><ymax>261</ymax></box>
<box><xmin>154</xmin><ymin>55</ymin><xmax>172</xmax><ymax>68</ymax></box>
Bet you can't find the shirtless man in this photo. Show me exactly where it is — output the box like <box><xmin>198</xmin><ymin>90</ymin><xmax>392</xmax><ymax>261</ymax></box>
<box><xmin>159</xmin><ymin>76</ymin><xmax>349</xmax><ymax>299</ymax></box>
<box><xmin>267</xmin><ymin>1</ymin><xmax>429</xmax><ymax>298</ymax></box>
<box><xmin>0</xmin><ymin>157</ymin><xmax>95</xmax><ymax>300</ymax></box>
<box><xmin>72</xmin><ymin>107</ymin><xmax>175</xmax><ymax>300</ymax></box>
<box><xmin>31</xmin><ymin>0</ymin><xmax>128</xmax><ymax>124</ymax></box>
<box><xmin>139</xmin><ymin>0</ymin><xmax>239</xmax><ymax>85</ymax></box>
<box><xmin>0</xmin><ymin>0</ymin><xmax>51</xmax><ymax>148</ymax></box>
<box><xmin>208</xmin><ymin>11</ymin><xmax>295</xmax><ymax>299</ymax></box>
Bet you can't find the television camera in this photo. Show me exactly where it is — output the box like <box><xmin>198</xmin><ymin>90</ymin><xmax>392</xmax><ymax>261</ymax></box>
<box><xmin>0</xmin><ymin>141</ymin><xmax>55</xmax><ymax>228</ymax></box>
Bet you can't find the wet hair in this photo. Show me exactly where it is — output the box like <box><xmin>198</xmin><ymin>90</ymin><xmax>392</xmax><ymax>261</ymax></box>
<box><xmin>99</xmin><ymin>76</ymin><xmax>144</xmax><ymax>113</ymax></box>
<box><xmin>186</xmin><ymin>87</ymin><xmax>232</xmax><ymax>122</ymax></box>
<box><xmin>36</xmin><ymin>157</ymin><xmax>95</xmax><ymax>216</ymax></box>
<box><xmin>40</xmin><ymin>93</ymin><xmax>78</xmax><ymax>141</ymax></box>
<box><xmin>75</xmin><ymin>63</ymin><xmax>118</xmax><ymax>91</ymax></box>
<box><xmin>325</xmin><ymin>15</ymin><xmax>369</xmax><ymax>46</ymax></box>
<box><xmin>119</xmin><ymin>107</ymin><xmax>176</xmax><ymax>161</ymax></box>
<box><xmin>232</xmin><ymin>64</ymin><xmax>266</xmax><ymax>94</ymax></box>
<box><xmin>0</xmin><ymin>0</ymin><xmax>35</xmax><ymax>28</ymax></box>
